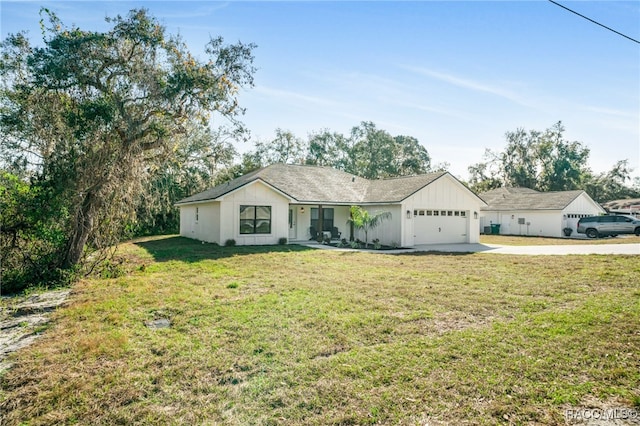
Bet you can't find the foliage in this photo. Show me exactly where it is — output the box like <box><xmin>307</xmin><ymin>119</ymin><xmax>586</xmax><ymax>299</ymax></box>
<box><xmin>306</xmin><ymin>129</ymin><xmax>350</xmax><ymax>168</ymax></box>
<box><xmin>0</xmin><ymin>172</ymin><xmax>73</xmax><ymax>294</ymax></box>
<box><xmin>278</xmin><ymin>237</ymin><xmax>288</xmax><ymax>245</ymax></box>
<box><xmin>467</xmin><ymin>122</ymin><xmax>638</xmax><ymax>201</ymax></box>
<box><xmin>348</xmin><ymin>122</ymin><xmax>431</xmax><ymax>179</ymax></box>
<box><xmin>468</xmin><ymin>122</ymin><xmax>589</xmax><ymax>192</ymax></box>
<box><xmin>134</xmin><ymin>126</ymin><xmax>241</xmax><ymax>236</ymax></box>
<box><xmin>0</xmin><ymin>8</ymin><xmax>255</xmax><ymax>290</ymax></box>
<box><xmin>224</xmin><ymin>239</ymin><xmax>236</xmax><ymax>247</ymax></box>
<box><xmin>347</xmin><ymin>206</ymin><xmax>392</xmax><ymax>248</ymax></box>
<box><xmin>581</xmin><ymin>160</ymin><xmax>640</xmax><ymax>203</ymax></box>
<box><xmin>337</xmin><ymin>238</ymin><xmax>349</xmax><ymax>248</ymax></box>
<box><xmin>241</xmin><ymin>121</ymin><xmax>433</xmax><ymax>179</ymax></box>
<box><xmin>253</xmin><ymin>128</ymin><xmax>306</xmax><ymax>166</ymax></box>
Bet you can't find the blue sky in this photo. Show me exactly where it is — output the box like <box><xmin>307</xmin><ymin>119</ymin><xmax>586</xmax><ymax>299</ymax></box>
<box><xmin>2</xmin><ymin>1</ymin><xmax>639</xmax><ymax>180</ymax></box>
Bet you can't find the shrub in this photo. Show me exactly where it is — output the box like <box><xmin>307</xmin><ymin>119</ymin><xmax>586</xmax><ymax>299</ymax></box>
<box><xmin>372</xmin><ymin>238</ymin><xmax>381</xmax><ymax>250</ymax></box>
<box><xmin>350</xmin><ymin>240</ymin><xmax>361</xmax><ymax>249</ymax></box>
<box><xmin>337</xmin><ymin>238</ymin><xmax>349</xmax><ymax>248</ymax></box>
<box><xmin>224</xmin><ymin>239</ymin><xmax>236</xmax><ymax>247</ymax></box>
<box><xmin>278</xmin><ymin>237</ymin><xmax>288</xmax><ymax>245</ymax></box>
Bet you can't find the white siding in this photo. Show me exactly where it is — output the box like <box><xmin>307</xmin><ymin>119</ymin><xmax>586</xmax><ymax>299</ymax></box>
<box><xmin>179</xmin><ymin>205</ymin><xmax>197</xmax><ymax>238</ymax></box>
<box><xmin>353</xmin><ymin>205</ymin><xmax>402</xmax><ymax>246</ymax></box>
<box><xmin>220</xmin><ymin>181</ymin><xmax>291</xmax><ymax>246</ymax></box>
<box><xmin>402</xmin><ymin>174</ymin><xmax>483</xmax><ymax>245</ymax></box>
<box><xmin>493</xmin><ymin>211</ymin><xmax>562</xmax><ymax>237</ymax></box>
<box><xmin>480</xmin><ymin>194</ymin><xmax>605</xmax><ymax>238</ymax></box>
<box><xmin>179</xmin><ymin>202</ymin><xmax>220</xmax><ymax>243</ymax></box>
<box><xmin>180</xmin><ymin>181</ymin><xmax>290</xmax><ymax>245</ymax></box>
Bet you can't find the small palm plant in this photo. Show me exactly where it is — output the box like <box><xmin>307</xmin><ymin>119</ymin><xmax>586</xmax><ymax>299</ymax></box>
<box><xmin>347</xmin><ymin>206</ymin><xmax>392</xmax><ymax>248</ymax></box>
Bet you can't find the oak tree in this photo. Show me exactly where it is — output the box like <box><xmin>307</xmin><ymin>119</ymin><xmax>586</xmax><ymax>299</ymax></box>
<box><xmin>0</xmin><ymin>8</ymin><xmax>255</xmax><ymax>281</ymax></box>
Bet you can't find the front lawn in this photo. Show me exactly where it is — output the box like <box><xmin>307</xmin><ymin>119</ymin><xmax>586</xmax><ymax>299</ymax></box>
<box><xmin>1</xmin><ymin>236</ymin><xmax>638</xmax><ymax>425</ymax></box>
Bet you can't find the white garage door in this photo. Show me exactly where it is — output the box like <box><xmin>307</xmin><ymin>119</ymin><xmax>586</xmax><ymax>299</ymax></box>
<box><xmin>413</xmin><ymin>209</ymin><xmax>468</xmax><ymax>244</ymax></box>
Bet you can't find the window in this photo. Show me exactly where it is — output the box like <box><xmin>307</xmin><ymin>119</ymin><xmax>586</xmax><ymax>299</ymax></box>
<box><xmin>414</xmin><ymin>210</ymin><xmax>418</xmax><ymax>216</ymax></box>
<box><xmin>433</xmin><ymin>211</ymin><xmax>439</xmax><ymax>216</ymax></box>
<box><xmin>441</xmin><ymin>211</ymin><xmax>446</xmax><ymax>216</ymax></box>
<box><xmin>196</xmin><ymin>207</ymin><xmax>199</xmax><ymax>222</ymax></box>
<box><xmin>460</xmin><ymin>211</ymin><xmax>466</xmax><ymax>217</ymax></box>
<box><xmin>426</xmin><ymin>210</ymin><xmax>433</xmax><ymax>216</ymax></box>
<box><xmin>616</xmin><ymin>216</ymin><xmax>632</xmax><ymax>223</ymax></box>
<box><xmin>454</xmin><ymin>211</ymin><xmax>460</xmax><ymax>216</ymax></box>
<box><xmin>240</xmin><ymin>205</ymin><xmax>271</xmax><ymax>234</ymax></box>
<box><xmin>311</xmin><ymin>208</ymin><xmax>334</xmax><ymax>232</ymax></box>
<box><xmin>447</xmin><ymin>211</ymin><xmax>453</xmax><ymax>216</ymax></box>
<box><xmin>418</xmin><ymin>210</ymin><xmax>425</xmax><ymax>216</ymax></box>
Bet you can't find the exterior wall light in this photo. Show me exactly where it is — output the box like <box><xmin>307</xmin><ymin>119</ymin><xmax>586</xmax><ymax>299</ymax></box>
<box><xmin>300</xmin><ymin>207</ymin><xmax>305</xmax><ymax>213</ymax></box>
<box><xmin>406</xmin><ymin>210</ymin><xmax>411</xmax><ymax>219</ymax></box>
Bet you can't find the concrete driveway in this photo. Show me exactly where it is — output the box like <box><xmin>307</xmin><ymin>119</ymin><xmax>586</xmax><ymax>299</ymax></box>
<box><xmin>410</xmin><ymin>242</ymin><xmax>640</xmax><ymax>255</ymax></box>
<box><xmin>300</xmin><ymin>241</ymin><xmax>640</xmax><ymax>255</ymax></box>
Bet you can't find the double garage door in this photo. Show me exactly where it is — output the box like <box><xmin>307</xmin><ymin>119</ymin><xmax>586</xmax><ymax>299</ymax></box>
<box><xmin>413</xmin><ymin>209</ymin><xmax>468</xmax><ymax>244</ymax></box>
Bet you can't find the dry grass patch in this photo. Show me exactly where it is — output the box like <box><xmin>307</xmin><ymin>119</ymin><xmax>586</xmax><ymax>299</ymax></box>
<box><xmin>481</xmin><ymin>234</ymin><xmax>639</xmax><ymax>245</ymax></box>
<box><xmin>1</xmin><ymin>236</ymin><xmax>638</xmax><ymax>425</ymax></box>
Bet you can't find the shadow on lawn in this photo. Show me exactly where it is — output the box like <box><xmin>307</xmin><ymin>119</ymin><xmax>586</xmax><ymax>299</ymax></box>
<box><xmin>134</xmin><ymin>236</ymin><xmax>314</xmax><ymax>263</ymax></box>
<box><xmin>394</xmin><ymin>250</ymin><xmax>477</xmax><ymax>257</ymax></box>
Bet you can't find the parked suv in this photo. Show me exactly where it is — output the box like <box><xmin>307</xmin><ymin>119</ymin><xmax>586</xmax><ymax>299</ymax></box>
<box><xmin>576</xmin><ymin>214</ymin><xmax>640</xmax><ymax>238</ymax></box>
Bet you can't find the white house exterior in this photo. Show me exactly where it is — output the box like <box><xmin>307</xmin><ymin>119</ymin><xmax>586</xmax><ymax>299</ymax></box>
<box><xmin>479</xmin><ymin>187</ymin><xmax>605</xmax><ymax>238</ymax></box>
<box><xmin>177</xmin><ymin>164</ymin><xmax>486</xmax><ymax>247</ymax></box>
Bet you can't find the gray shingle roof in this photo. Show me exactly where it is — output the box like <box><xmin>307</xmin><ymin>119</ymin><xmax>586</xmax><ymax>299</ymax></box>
<box><xmin>176</xmin><ymin>164</ymin><xmax>451</xmax><ymax>205</ymax></box>
<box><xmin>479</xmin><ymin>187</ymin><xmax>587</xmax><ymax>210</ymax></box>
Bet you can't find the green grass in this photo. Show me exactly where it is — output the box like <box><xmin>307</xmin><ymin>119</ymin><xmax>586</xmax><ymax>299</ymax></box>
<box><xmin>1</xmin><ymin>236</ymin><xmax>639</xmax><ymax>425</ymax></box>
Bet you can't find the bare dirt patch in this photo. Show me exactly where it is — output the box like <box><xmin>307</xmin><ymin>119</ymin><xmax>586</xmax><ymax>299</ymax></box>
<box><xmin>0</xmin><ymin>289</ymin><xmax>70</xmax><ymax>372</ymax></box>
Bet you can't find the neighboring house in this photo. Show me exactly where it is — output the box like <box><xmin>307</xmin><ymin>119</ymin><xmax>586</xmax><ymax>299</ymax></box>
<box><xmin>602</xmin><ymin>198</ymin><xmax>640</xmax><ymax>218</ymax></box>
<box><xmin>176</xmin><ymin>164</ymin><xmax>486</xmax><ymax>247</ymax></box>
<box><xmin>479</xmin><ymin>187</ymin><xmax>605</xmax><ymax>237</ymax></box>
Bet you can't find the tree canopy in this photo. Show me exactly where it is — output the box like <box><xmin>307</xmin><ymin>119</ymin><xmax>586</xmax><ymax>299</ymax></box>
<box><xmin>242</xmin><ymin>121</ymin><xmax>433</xmax><ymax>180</ymax></box>
<box><xmin>0</xmin><ymin>8</ymin><xmax>255</xmax><ymax>292</ymax></box>
<box><xmin>467</xmin><ymin>122</ymin><xmax>638</xmax><ymax>201</ymax></box>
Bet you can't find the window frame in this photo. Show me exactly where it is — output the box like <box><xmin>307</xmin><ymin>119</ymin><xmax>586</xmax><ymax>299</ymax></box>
<box><xmin>239</xmin><ymin>205</ymin><xmax>272</xmax><ymax>235</ymax></box>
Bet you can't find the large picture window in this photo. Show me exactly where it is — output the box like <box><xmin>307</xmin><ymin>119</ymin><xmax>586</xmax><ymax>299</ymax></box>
<box><xmin>240</xmin><ymin>205</ymin><xmax>272</xmax><ymax>234</ymax></box>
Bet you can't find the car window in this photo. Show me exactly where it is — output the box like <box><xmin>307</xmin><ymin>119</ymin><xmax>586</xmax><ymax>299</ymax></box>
<box><xmin>600</xmin><ymin>216</ymin><xmax>616</xmax><ymax>223</ymax></box>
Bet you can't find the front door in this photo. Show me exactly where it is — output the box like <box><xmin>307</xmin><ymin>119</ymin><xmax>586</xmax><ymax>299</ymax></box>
<box><xmin>289</xmin><ymin>208</ymin><xmax>297</xmax><ymax>240</ymax></box>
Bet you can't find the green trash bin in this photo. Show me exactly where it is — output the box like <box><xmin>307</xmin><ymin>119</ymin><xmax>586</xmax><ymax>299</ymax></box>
<box><xmin>490</xmin><ymin>224</ymin><xmax>501</xmax><ymax>235</ymax></box>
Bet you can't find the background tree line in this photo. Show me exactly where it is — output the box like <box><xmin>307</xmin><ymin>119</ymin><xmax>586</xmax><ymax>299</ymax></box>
<box><xmin>467</xmin><ymin>121</ymin><xmax>639</xmax><ymax>201</ymax></box>
<box><xmin>1</xmin><ymin>10</ymin><xmax>638</xmax><ymax>294</ymax></box>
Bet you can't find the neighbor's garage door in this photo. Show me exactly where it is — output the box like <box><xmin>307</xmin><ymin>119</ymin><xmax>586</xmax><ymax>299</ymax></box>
<box><xmin>413</xmin><ymin>209</ymin><xmax>468</xmax><ymax>244</ymax></box>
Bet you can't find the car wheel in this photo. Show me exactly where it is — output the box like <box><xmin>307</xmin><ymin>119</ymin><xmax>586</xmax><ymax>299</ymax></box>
<box><xmin>586</xmin><ymin>228</ymin><xmax>599</xmax><ymax>239</ymax></box>
<box><xmin>635</xmin><ymin>227</ymin><xmax>640</xmax><ymax>236</ymax></box>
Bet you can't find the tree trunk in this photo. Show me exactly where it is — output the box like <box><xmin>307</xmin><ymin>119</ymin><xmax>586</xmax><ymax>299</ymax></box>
<box><xmin>63</xmin><ymin>192</ymin><xmax>96</xmax><ymax>269</ymax></box>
